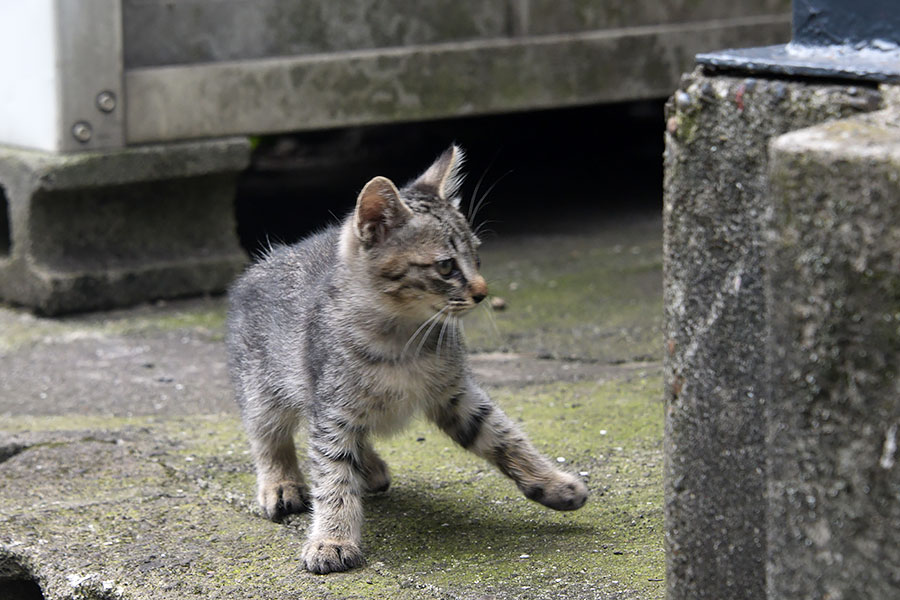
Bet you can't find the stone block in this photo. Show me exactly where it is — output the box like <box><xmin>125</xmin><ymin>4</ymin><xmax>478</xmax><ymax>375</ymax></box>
<box><xmin>765</xmin><ymin>101</ymin><xmax>900</xmax><ymax>599</ymax></box>
<box><xmin>662</xmin><ymin>69</ymin><xmax>882</xmax><ymax>600</ymax></box>
<box><xmin>0</xmin><ymin>138</ymin><xmax>250</xmax><ymax>315</ymax></box>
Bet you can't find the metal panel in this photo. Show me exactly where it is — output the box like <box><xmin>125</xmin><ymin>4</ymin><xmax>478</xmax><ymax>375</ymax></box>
<box><xmin>122</xmin><ymin>0</ymin><xmax>509</xmax><ymax>68</ymax></box>
<box><xmin>121</xmin><ymin>0</ymin><xmax>792</xmax><ymax>68</ymax></box>
<box><xmin>0</xmin><ymin>0</ymin><xmax>124</xmax><ymax>152</ymax></box>
<box><xmin>522</xmin><ymin>0</ymin><xmax>791</xmax><ymax>35</ymax></box>
<box><xmin>0</xmin><ymin>1</ymin><xmax>61</xmax><ymax>151</ymax></box>
<box><xmin>125</xmin><ymin>14</ymin><xmax>790</xmax><ymax>144</ymax></box>
<box><xmin>55</xmin><ymin>0</ymin><xmax>125</xmax><ymax>151</ymax></box>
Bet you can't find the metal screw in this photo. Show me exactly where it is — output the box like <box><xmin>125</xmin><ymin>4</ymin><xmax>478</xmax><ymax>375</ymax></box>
<box><xmin>96</xmin><ymin>91</ymin><xmax>117</xmax><ymax>113</ymax></box>
<box><xmin>72</xmin><ymin>121</ymin><xmax>93</xmax><ymax>143</ymax></box>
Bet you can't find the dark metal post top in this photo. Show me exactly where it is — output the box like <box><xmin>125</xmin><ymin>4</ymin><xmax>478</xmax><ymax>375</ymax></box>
<box><xmin>697</xmin><ymin>0</ymin><xmax>900</xmax><ymax>82</ymax></box>
<box><xmin>794</xmin><ymin>0</ymin><xmax>900</xmax><ymax>47</ymax></box>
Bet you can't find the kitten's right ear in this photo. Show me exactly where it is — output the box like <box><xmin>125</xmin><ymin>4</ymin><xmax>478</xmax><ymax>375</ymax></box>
<box><xmin>354</xmin><ymin>176</ymin><xmax>412</xmax><ymax>246</ymax></box>
<box><xmin>413</xmin><ymin>145</ymin><xmax>466</xmax><ymax>204</ymax></box>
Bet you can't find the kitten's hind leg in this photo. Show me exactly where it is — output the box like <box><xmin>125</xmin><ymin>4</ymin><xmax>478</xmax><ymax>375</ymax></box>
<box><xmin>359</xmin><ymin>440</ymin><xmax>391</xmax><ymax>494</ymax></box>
<box><xmin>427</xmin><ymin>378</ymin><xmax>588</xmax><ymax>511</ymax></box>
<box><xmin>243</xmin><ymin>404</ymin><xmax>310</xmax><ymax>520</ymax></box>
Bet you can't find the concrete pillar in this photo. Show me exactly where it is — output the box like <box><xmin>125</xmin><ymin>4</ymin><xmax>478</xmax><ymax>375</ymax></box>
<box><xmin>662</xmin><ymin>69</ymin><xmax>883</xmax><ymax>599</ymax></box>
<box><xmin>765</xmin><ymin>94</ymin><xmax>900</xmax><ymax>598</ymax></box>
<box><xmin>0</xmin><ymin>138</ymin><xmax>250</xmax><ymax>314</ymax></box>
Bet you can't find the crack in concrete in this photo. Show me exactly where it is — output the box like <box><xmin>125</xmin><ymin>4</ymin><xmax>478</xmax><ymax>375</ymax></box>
<box><xmin>0</xmin><ymin>443</ymin><xmax>28</xmax><ymax>465</ymax></box>
<box><xmin>0</xmin><ymin>434</ymin><xmax>123</xmax><ymax>466</ymax></box>
<box><xmin>680</xmin><ymin>256</ymin><xmax>747</xmax><ymax>371</ymax></box>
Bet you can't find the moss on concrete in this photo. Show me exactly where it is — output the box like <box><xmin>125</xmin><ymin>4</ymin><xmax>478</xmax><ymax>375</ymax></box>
<box><xmin>1</xmin><ymin>371</ymin><xmax>662</xmax><ymax>599</ymax></box>
<box><xmin>467</xmin><ymin>218</ymin><xmax>663</xmax><ymax>363</ymax></box>
<box><xmin>0</xmin><ymin>297</ymin><xmax>227</xmax><ymax>353</ymax></box>
<box><xmin>1</xmin><ymin>194</ymin><xmax>664</xmax><ymax>597</ymax></box>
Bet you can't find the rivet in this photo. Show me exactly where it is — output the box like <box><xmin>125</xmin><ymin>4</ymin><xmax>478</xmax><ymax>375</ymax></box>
<box><xmin>96</xmin><ymin>90</ymin><xmax>117</xmax><ymax>113</ymax></box>
<box><xmin>72</xmin><ymin>121</ymin><xmax>93</xmax><ymax>143</ymax></box>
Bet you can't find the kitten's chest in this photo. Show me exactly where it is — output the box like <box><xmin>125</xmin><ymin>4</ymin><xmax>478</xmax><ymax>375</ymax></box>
<box><xmin>360</xmin><ymin>354</ymin><xmax>453</xmax><ymax>401</ymax></box>
<box><xmin>354</xmin><ymin>355</ymin><xmax>458</xmax><ymax>432</ymax></box>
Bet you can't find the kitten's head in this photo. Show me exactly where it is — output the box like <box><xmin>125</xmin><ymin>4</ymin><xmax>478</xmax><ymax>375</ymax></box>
<box><xmin>346</xmin><ymin>145</ymin><xmax>487</xmax><ymax>320</ymax></box>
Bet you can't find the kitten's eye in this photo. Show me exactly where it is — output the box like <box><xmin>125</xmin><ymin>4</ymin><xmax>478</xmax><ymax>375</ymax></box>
<box><xmin>475</xmin><ymin>254</ymin><xmax>482</xmax><ymax>269</ymax></box>
<box><xmin>435</xmin><ymin>259</ymin><xmax>455</xmax><ymax>277</ymax></box>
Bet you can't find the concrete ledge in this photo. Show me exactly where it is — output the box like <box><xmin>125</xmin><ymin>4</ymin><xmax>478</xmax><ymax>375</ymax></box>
<box><xmin>766</xmin><ymin>98</ymin><xmax>900</xmax><ymax>599</ymax></box>
<box><xmin>125</xmin><ymin>16</ymin><xmax>790</xmax><ymax>143</ymax></box>
<box><xmin>662</xmin><ymin>69</ymin><xmax>884</xmax><ymax>600</ymax></box>
<box><xmin>0</xmin><ymin>138</ymin><xmax>251</xmax><ymax>190</ymax></box>
<box><xmin>0</xmin><ymin>138</ymin><xmax>250</xmax><ymax>314</ymax></box>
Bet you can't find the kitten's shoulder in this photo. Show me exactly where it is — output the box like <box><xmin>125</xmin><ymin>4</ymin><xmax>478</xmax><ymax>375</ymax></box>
<box><xmin>230</xmin><ymin>225</ymin><xmax>341</xmax><ymax>303</ymax></box>
<box><xmin>263</xmin><ymin>226</ymin><xmax>340</xmax><ymax>269</ymax></box>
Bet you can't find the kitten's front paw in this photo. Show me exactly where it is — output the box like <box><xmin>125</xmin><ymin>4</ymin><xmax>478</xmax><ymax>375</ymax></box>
<box><xmin>258</xmin><ymin>480</ymin><xmax>310</xmax><ymax>521</ymax></box>
<box><xmin>524</xmin><ymin>471</ymin><xmax>589</xmax><ymax>511</ymax></box>
<box><xmin>302</xmin><ymin>538</ymin><xmax>365</xmax><ymax>574</ymax></box>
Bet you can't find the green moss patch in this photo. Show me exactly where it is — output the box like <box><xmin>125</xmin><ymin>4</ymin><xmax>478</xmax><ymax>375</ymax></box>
<box><xmin>2</xmin><ymin>371</ymin><xmax>662</xmax><ymax>599</ymax></box>
<box><xmin>467</xmin><ymin>219</ymin><xmax>663</xmax><ymax>363</ymax></box>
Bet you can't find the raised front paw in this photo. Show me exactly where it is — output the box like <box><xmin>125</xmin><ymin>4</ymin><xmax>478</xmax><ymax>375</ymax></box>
<box><xmin>258</xmin><ymin>480</ymin><xmax>310</xmax><ymax>521</ymax></box>
<box><xmin>524</xmin><ymin>471</ymin><xmax>589</xmax><ymax>511</ymax></box>
<box><xmin>302</xmin><ymin>538</ymin><xmax>365</xmax><ymax>574</ymax></box>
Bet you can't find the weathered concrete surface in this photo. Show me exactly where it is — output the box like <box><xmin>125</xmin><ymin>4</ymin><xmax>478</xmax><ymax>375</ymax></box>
<box><xmin>124</xmin><ymin>0</ymin><xmax>790</xmax><ymax>68</ymax></box>
<box><xmin>121</xmin><ymin>0</ymin><xmax>792</xmax><ymax>145</ymax></box>
<box><xmin>466</xmin><ymin>213</ymin><xmax>662</xmax><ymax>364</ymax></box>
<box><xmin>662</xmin><ymin>69</ymin><xmax>883</xmax><ymax>600</ymax></box>
<box><xmin>125</xmin><ymin>17</ymin><xmax>791</xmax><ymax>145</ymax></box>
<box><xmin>0</xmin><ymin>210</ymin><xmax>664</xmax><ymax>599</ymax></box>
<box><xmin>765</xmin><ymin>93</ymin><xmax>900</xmax><ymax>599</ymax></box>
<box><xmin>0</xmin><ymin>139</ymin><xmax>250</xmax><ymax>315</ymax></box>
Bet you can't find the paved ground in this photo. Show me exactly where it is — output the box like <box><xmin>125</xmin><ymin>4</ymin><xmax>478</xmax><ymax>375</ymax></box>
<box><xmin>0</xmin><ymin>208</ymin><xmax>663</xmax><ymax>600</ymax></box>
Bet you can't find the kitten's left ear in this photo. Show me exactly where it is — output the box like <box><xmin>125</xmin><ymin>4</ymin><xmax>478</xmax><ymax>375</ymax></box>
<box><xmin>413</xmin><ymin>145</ymin><xmax>466</xmax><ymax>207</ymax></box>
<box><xmin>355</xmin><ymin>176</ymin><xmax>413</xmax><ymax>246</ymax></box>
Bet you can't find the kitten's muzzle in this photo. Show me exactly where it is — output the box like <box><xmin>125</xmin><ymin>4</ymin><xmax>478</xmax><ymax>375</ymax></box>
<box><xmin>469</xmin><ymin>275</ymin><xmax>488</xmax><ymax>304</ymax></box>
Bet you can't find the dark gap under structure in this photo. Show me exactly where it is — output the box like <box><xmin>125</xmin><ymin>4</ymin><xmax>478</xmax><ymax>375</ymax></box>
<box><xmin>0</xmin><ymin>183</ymin><xmax>10</xmax><ymax>257</ymax></box>
<box><xmin>235</xmin><ymin>99</ymin><xmax>665</xmax><ymax>257</ymax></box>
<box><xmin>0</xmin><ymin>579</ymin><xmax>46</xmax><ymax>600</ymax></box>
<box><xmin>0</xmin><ymin>555</ymin><xmax>46</xmax><ymax>600</ymax></box>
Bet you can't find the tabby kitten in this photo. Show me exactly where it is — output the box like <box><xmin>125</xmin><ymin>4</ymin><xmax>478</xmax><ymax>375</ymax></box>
<box><xmin>226</xmin><ymin>146</ymin><xmax>588</xmax><ymax>574</ymax></box>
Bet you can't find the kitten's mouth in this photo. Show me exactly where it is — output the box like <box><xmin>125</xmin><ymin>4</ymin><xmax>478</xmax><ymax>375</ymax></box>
<box><xmin>445</xmin><ymin>301</ymin><xmax>474</xmax><ymax>314</ymax></box>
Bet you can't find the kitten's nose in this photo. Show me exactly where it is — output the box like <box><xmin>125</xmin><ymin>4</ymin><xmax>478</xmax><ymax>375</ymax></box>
<box><xmin>470</xmin><ymin>276</ymin><xmax>488</xmax><ymax>303</ymax></box>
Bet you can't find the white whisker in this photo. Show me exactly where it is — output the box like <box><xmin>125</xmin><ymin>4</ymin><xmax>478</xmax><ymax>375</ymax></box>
<box><xmin>402</xmin><ymin>308</ymin><xmax>447</xmax><ymax>359</ymax></box>
<box><xmin>450</xmin><ymin>316</ymin><xmax>460</xmax><ymax>351</ymax></box>
<box><xmin>473</xmin><ymin>221</ymin><xmax>499</xmax><ymax>239</ymax></box>
<box><xmin>436</xmin><ymin>314</ymin><xmax>451</xmax><ymax>360</ymax></box>
<box><xmin>415</xmin><ymin>306</ymin><xmax>449</xmax><ymax>359</ymax></box>
<box><xmin>468</xmin><ymin>167</ymin><xmax>491</xmax><ymax>224</ymax></box>
<box><xmin>470</xmin><ymin>170</ymin><xmax>512</xmax><ymax>226</ymax></box>
<box><xmin>480</xmin><ymin>300</ymin><xmax>502</xmax><ymax>340</ymax></box>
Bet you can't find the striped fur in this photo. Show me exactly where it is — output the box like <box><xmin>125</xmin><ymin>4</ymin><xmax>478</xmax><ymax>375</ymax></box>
<box><xmin>226</xmin><ymin>146</ymin><xmax>588</xmax><ymax>575</ymax></box>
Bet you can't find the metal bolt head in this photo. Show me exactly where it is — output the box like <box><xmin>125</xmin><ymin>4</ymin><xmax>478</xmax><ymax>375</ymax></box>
<box><xmin>96</xmin><ymin>91</ymin><xmax>117</xmax><ymax>113</ymax></box>
<box><xmin>72</xmin><ymin>121</ymin><xmax>93</xmax><ymax>143</ymax></box>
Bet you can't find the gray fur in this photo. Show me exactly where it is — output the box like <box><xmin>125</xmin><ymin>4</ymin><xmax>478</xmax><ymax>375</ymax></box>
<box><xmin>226</xmin><ymin>146</ymin><xmax>588</xmax><ymax>574</ymax></box>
